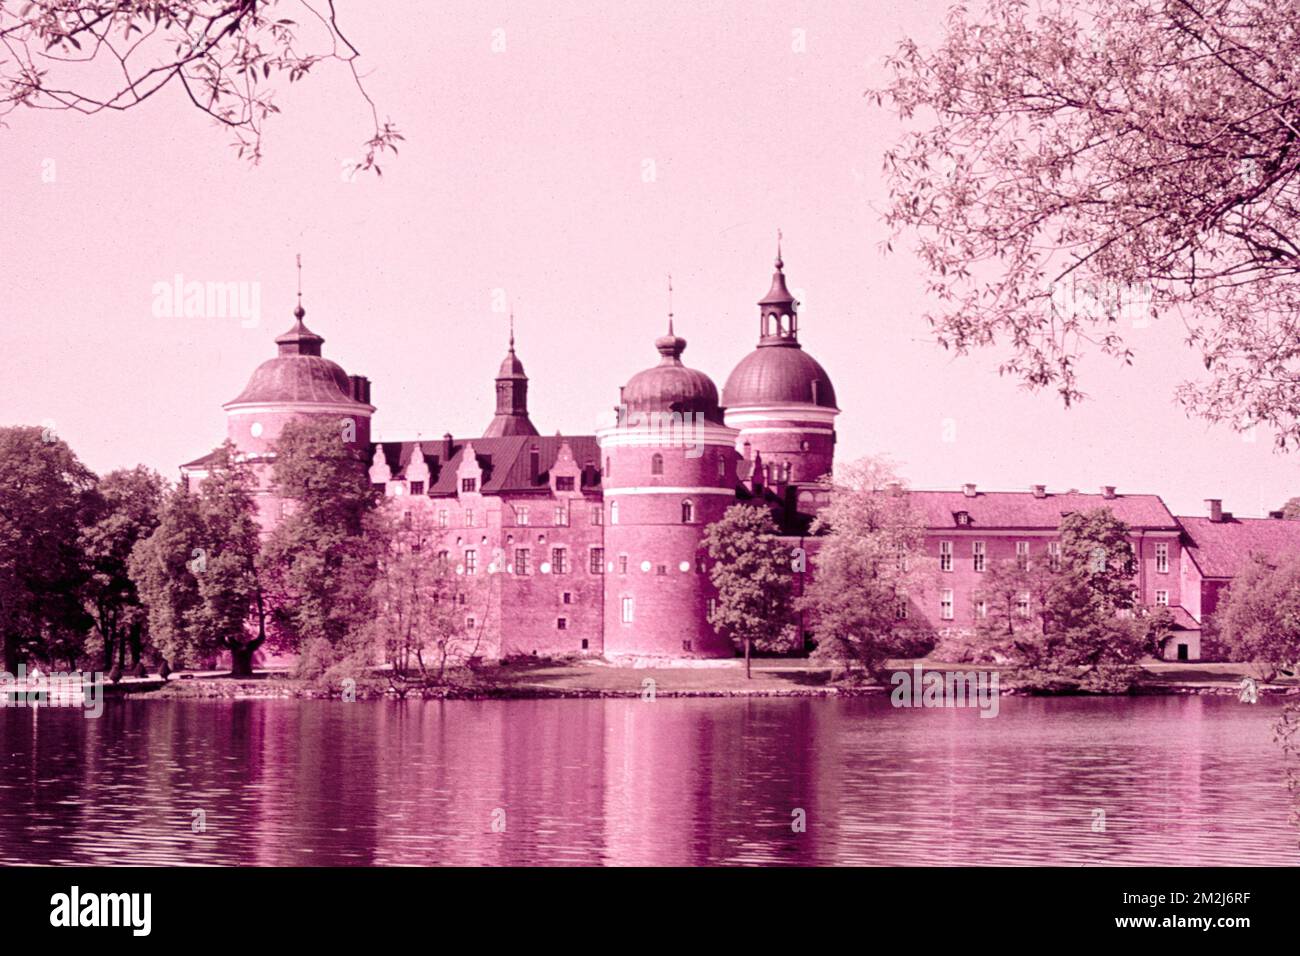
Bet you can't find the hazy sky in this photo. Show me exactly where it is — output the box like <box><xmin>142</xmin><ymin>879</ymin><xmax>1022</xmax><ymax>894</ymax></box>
<box><xmin>2</xmin><ymin>0</ymin><xmax>1295</xmax><ymax>518</ymax></box>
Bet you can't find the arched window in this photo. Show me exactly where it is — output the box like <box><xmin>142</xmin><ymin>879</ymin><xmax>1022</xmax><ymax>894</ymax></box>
<box><xmin>651</xmin><ymin>453</ymin><xmax>664</xmax><ymax>476</ymax></box>
<box><xmin>681</xmin><ymin>499</ymin><xmax>694</xmax><ymax>523</ymax></box>
<box><xmin>604</xmin><ymin>456</ymin><xmax>611</xmax><ymax>477</ymax></box>
<box><xmin>610</xmin><ymin>500</ymin><xmax>619</xmax><ymax>525</ymax></box>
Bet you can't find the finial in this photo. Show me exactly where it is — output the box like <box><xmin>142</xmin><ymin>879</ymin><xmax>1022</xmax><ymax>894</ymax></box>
<box><xmin>775</xmin><ymin>229</ymin><xmax>783</xmax><ymax>270</ymax></box>
<box><xmin>294</xmin><ymin>253</ymin><xmax>305</xmax><ymax>319</ymax></box>
<box><xmin>667</xmin><ymin>274</ymin><xmax>674</xmax><ymax>336</ymax></box>
<box><xmin>509</xmin><ymin>309</ymin><xmax>515</xmax><ymax>351</ymax></box>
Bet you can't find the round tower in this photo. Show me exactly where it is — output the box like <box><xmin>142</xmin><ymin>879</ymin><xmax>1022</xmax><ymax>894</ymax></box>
<box><xmin>222</xmin><ymin>298</ymin><xmax>374</xmax><ymax>524</ymax></box>
<box><xmin>598</xmin><ymin>318</ymin><xmax>740</xmax><ymax>658</ymax></box>
<box><xmin>722</xmin><ymin>242</ymin><xmax>839</xmax><ymax>487</ymax></box>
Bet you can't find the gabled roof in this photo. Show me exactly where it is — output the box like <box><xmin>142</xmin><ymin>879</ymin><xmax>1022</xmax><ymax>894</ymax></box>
<box><xmin>1178</xmin><ymin>515</ymin><xmax>1300</xmax><ymax>578</ymax></box>
<box><xmin>907</xmin><ymin>489</ymin><xmax>1179</xmax><ymax>531</ymax></box>
<box><xmin>180</xmin><ymin>448</ymin><xmax>221</xmax><ymax>470</ymax></box>
<box><xmin>371</xmin><ymin>435</ymin><xmax>602</xmax><ymax>496</ymax></box>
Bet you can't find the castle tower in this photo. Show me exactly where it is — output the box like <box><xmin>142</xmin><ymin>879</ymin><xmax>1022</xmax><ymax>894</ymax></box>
<box><xmin>721</xmin><ymin>241</ymin><xmax>839</xmax><ymax>490</ymax></box>
<box><xmin>221</xmin><ymin>294</ymin><xmax>374</xmax><ymax>524</ymax></box>
<box><xmin>598</xmin><ymin>315</ymin><xmax>740</xmax><ymax>658</ymax></box>
<box><xmin>483</xmin><ymin>314</ymin><xmax>539</xmax><ymax>437</ymax></box>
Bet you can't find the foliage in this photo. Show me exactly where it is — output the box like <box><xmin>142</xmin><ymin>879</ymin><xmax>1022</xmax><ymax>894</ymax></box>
<box><xmin>0</xmin><ymin>426</ymin><xmax>97</xmax><ymax>670</ymax></box>
<box><xmin>878</xmin><ymin>0</ymin><xmax>1300</xmax><ymax>447</ymax></box>
<box><xmin>0</xmin><ymin>0</ymin><xmax>401</xmax><ymax>172</ymax></box>
<box><xmin>701</xmin><ymin>503</ymin><xmax>795</xmax><ymax>673</ymax></box>
<box><xmin>796</xmin><ymin>457</ymin><xmax>936</xmax><ymax>677</ymax></box>
<box><xmin>1213</xmin><ymin>552</ymin><xmax>1300</xmax><ymax>680</ymax></box>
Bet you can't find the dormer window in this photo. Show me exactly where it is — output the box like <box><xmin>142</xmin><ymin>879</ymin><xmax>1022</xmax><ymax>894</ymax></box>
<box><xmin>555</xmin><ymin>476</ymin><xmax>575</xmax><ymax>492</ymax></box>
<box><xmin>954</xmin><ymin>510</ymin><xmax>971</xmax><ymax>526</ymax></box>
<box><xmin>410</xmin><ymin>481</ymin><xmax>424</xmax><ymax>496</ymax></box>
<box><xmin>461</xmin><ymin>478</ymin><xmax>477</xmax><ymax>493</ymax></box>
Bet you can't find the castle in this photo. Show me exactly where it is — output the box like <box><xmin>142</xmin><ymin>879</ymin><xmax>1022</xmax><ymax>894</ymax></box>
<box><xmin>179</xmin><ymin>247</ymin><xmax>1300</xmax><ymax>665</ymax></box>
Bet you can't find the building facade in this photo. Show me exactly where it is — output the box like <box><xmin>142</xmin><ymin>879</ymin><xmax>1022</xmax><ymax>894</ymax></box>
<box><xmin>181</xmin><ymin>250</ymin><xmax>1299</xmax><ymax>664</ymax></box>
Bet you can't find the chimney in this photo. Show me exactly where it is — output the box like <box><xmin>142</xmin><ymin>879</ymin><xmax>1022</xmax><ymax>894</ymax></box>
<box><xmin>1206</xmin><ymin>498</ymin><xmax>1223</xmax><ymax>522</ymax></box>
<box><xmin>742</xmin><ymin>440</ymin><xmax>752</xmax><ymax>461</ymax></box>
<box><xmin>349</xmin><ymin>374</ymin><xmax>371</xmax><ymax>405</ymax></box>
<box><xmin>1031</xmin><ymin>484</ymin><xmax>1047</xmax><ymax>498</ymax></box>
<box><xmin>442</xmin><ymin>432</ymin><xmax>453</xmax><ymax>461</ymax></box>
<box><xmin>962</xmin><ymin>483</ymin><xmax>977</xmax><ymax>498</ymax></box>
<box><xmin>1101</xmin><ymin>485</ymin><xmax>1116</xmax><ymax>499</ymax></box>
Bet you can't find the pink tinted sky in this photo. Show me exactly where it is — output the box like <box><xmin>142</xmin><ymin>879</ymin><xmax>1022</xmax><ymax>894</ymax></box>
<box><xmin>1</xmin><ymin>0</ymin><xmax>1294</xmax><ymax>518</ymax></box>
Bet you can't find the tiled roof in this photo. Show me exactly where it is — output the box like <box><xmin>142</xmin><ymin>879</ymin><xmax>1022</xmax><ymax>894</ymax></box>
<box><xmin>180</xmin><ymin>449</ymin><xmax>221</xmax><ymax>470</ymax></box>
<box><xmin>908</xmin><ymin>489</ymin><xmax>1179</xmax><ymax>530</ymax></box>
<box><xmin>1165</xmin><ymin>605</ymin><xmax>1200</xmax><ymax>630</ymax></box>
<box><xmin>1179</xmin><ymin>515</ymin><xmax>1300</xmax><ymax>578</ymax></box>
<box><xmin>371</xmin><ymin>435</ymin><xmax>603</xmax><ymax>496</ymax></box>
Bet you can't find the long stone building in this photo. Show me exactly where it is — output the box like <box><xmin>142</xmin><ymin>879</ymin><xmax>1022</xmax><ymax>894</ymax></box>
<box><xmin>180</xmin><ymin>248</ymin><xmax>1300</xmax><ymax>664</ymax></box>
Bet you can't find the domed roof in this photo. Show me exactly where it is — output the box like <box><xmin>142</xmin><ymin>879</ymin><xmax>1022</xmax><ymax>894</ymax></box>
<box><xmin>722</xmin><ymin>344</ymin><xmax>838</xmax><ymax>410</ymax></box>
<box><xmin>225</xmin><ymin>306</ymin><xmax>367</xmax><ymax>407</ymax></box>
<box><xmin>621</xmin><ymin>323</ymin><xmax>724</xmax><ymax>425</ymax></box>
<box><xmin>721</xmin><ymin>246</ymin><xmax>838</xmax><ymax>410</ymax></box>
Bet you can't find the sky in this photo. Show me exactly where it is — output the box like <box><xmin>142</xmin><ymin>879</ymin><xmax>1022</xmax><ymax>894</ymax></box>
<box><xmin>1</xmin><ymin>0</ymin><xmax>1295</xmax><ymax>518</ymax></box>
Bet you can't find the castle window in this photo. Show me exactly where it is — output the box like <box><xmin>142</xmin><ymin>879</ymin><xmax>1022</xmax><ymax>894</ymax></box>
<box><xmin>717</xmin><ymin>456</ymin><xmax>726</xmax><ymax>478</ymax></box>
<box><xmin>410</xmin><ymin>481</ymin><xmax>425</xmax><ymax>496</ymax></box>
<box><xmin>590</xmin><ymin>504</ymin><xmax>603</xmax><ymax>525</ymax></box>
<box><xmin>554</xmin><ymin>505</ymin><xmax>569</xmax><ymax>526</ymax></box>
<box><xmin>682</xmin><ymin>640</ymin><xmax>692</xmax><ymax>652</ymax></box>
<box><xmin>681</xmin><ymin>499</ymin><xmax>695</xmax><ymax>523</ymax></box>
<box><xmin>403</xmin><ymin>510</ymin><xmax>412</xmax><ymax>529</ymax></box>
<box><xmin>651</xmin><ymin>453</ymin><xmax>664</xmax><ymax>476</ymax></box>
<box><xmin>1048</xmin><ymin>541</ymin><xmax>1061</xmax><ymax>572</ymax></box>
<box><xmin>621</xmin><ymin>597</ymin><xmax>634</xmax><ymax>623</ymax></box>
<box><xmin>895</xmin><ymin>595</ymin><xmax>908</xmax><ymax>620</ymax></box>
<box><xmin>605</xmin><ymin>456</ymin><xmax>611</xmax><ymax>477</ymax></box>
<box><xmin>551</xmin><ymin>547</ymin><xmax>568</xmax><ymax>574</ymax></box>
<box><xmin>466</xmin><ymin>616</ymin><xmax>476</xmax><ymax>630</ymax></box>
<box><xmin>438</xmin><ymin>509</ymin><xmax>448</xmax><ymax>528</ymax></box>
<box><xmin>695</xmin><ymin>555</ymin><xmax>705</xmax><ymax>573</ymax></box>
<box><xmin>618</xmin><ymin>554</ymin><xmax>628</xmax><ymax>575</ymax></box>
<box><xmin>437</xmin><ymin>550</ymin><xmax>449</xmax><ymax>564</ymax></box>
<box><xmin>939</xmin><ymin>540</ymin><xmax>952</xmax><ymax>572</ymax></box>
<box><xmin>563</xmin><ymin>592</ymin><xmax>572</xmax><ymax>605</ymax></box>
<box><xmin>972</xmin><ymin>541</ymin><xmax>986</xmax><ymax>572</ymax></box>
<box><xmin>1016</xmin><ymin>592</ymin><xmax>1031</xmax><ymax>617</ymax></box>
<box><xmin>657</xmin><ymin>564</ymin><xmax>667</xmax><ymax>576</ymax></box>
<box><xmin>517</xmin><ymin>506</ymin><xmax>530</xmax><ymax>526</ymax></box>
<box><xmin>1155</xmin><ymin>589</ymin><xmax>1169</xmax><ymax>606</ymax></box>
<box><xmin>372</xmin><ymin>482</ymin><xmax>385</xmax><ymax>494</ymax></box>
<box><xmin>461</xmin><ymin>478</ymin><xmax>477</xmax><ymax>493</ymax></box>
<box><xmin>464</xmin><ymin>549</ymin><xmax>478</xmax><ymax>575</ymax></box>
<box><xmin>1155</xmin><ymin>542</ymin><xmax>1169</xmax><ymax>573</ymax></box>
<box><xmin>940</xmin><ymin>589</ymin><xmax>954</xmax><ymax>620</ymax></box>
<box><xmin>610</xmin><ymin>501</ymin><xmax>619</xmax><ymax>525</ymax></box>
<box><xmin>514</xmin><ymin>548</ymin><xmax>531</xmax><ymax>575</ymax></box>
<box><xmin>581</xmin><ymin>638</ymin><xmax>589</xmax><ymax>650</ymax></box>
<box><xmin>1016</xmin><ymin>541</ymin><xmax>1030</xmax><ymax>570</ymax></box>
<box><xmin>590</xmin><ymin>547</ymin><xmax>604</xmax><ymax>574</ymax></box>
<box><xmin>556</xmin><ymin>476</ymin><xmax>575</xmax><ymax>492</ymax></box>
<box><xmin>800</xmin><ymin>440</ymin><xmax>810</xmax><ymax>452</ymax></box>
<box><xmin>557</xmin><ymin>617</ymin><xmax>568</xmax><ymax>630</ymax></box>
<box><xmin>975</xmin><ymin>599</ymin><xmax>988</xmax><ymax>619</ymax></box>
<box><xmin>464</xmin><ymin>509</ymin><xmax>475</xmax><ymax>527</ymax></box>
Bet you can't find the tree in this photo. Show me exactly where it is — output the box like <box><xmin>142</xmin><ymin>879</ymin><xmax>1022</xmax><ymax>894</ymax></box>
<box><xmin>796</xmin><ymin>458</ymin><xmax>936</xmax><ymax>679</ymax></box>
<box><xmin>263</xmin><ymin>416</ymin><xmax>379</xmax><ymax>676</ymax></box>
<box><xmin>0</xmin><ymin>1</ymin><xmax>401</xmax><ymax>173</ymax></box>
<box><xmin>971</xmin><ymin>558</ymin><xmax>1054</xmax><ymax>661</ymax></box>
<box><xmin>1280</xmin><ymin>497</ymin><xmax>1300</xmax><ymax>520</ymax></box>
<box><xmin>1213</xmin><ymin>553</ymin><xmax>1300</xmax><ymax>680</ymax></box>
<box><xmin>878</xmin><ymin>0</ymin><xmax>1300</xmax><ymax>448</ymax></box>
<box><xmin>80</xmin><ymin>466</ymin><xmax>165</xmax><ymax>672</ymax></box>
<box><xmin>365</xmin><ymin>502</ymin><xmax>488</xmax><ymax>690</ymax></box>
<box><xmin>0</xmin><ymin>426</ymin><xmax>96</xmax><ymax>671</ymax></box>
<box><xmin>701</xmin><ymin>503</ymin><xmax>795</xmax><ymax>678</ymax></box>
<box><xmin>1010</xmin><ymin>508</ymin><xmax>1147</xmax><ymax>683</ymax></box>
<box><xmin>130</xmin><ymin>444</ymin><xmax>271</xmax><ymax>675</ymax></box>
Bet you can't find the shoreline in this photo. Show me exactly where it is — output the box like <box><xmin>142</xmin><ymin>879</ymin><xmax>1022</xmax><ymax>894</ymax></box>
<box><xmin>87</xmin><ymin>659</ymin><xmax>1300</xmax><ymax>703</ymax></box>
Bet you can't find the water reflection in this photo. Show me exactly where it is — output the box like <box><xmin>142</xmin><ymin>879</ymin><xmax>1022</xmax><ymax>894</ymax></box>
<box><xmin>0</xmin><ymin>696</ymin><xmax>1295</xmax><ymax>866</ymax></box>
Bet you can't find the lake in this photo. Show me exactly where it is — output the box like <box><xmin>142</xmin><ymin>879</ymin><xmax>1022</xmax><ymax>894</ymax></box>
<box><xmin>0</xmin><ymin>695</ymin><xmax>1296</xmax><ymax>865</ymax></box>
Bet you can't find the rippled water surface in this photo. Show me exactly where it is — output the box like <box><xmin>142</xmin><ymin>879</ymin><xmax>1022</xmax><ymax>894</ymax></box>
<box><xmin>0</xmin><ymin>696</ymin><xmax>1296</xmax><ymax>865</ymax></box>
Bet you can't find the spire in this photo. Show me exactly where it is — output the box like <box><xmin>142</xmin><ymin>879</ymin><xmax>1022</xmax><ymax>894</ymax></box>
<box><xmin>758</xmin><ymin>232</ymin><xmax>799</xmax><ymax>347</ymax></box>
<box><xmin>276</xmin><ymin>254</ymin><xmax>323</xmax><ymax>356</ymax></box>
<box><xmin>655</xmin><ymin>273</ymin><xmax>687</xmax><ymax>363</ymax></box>
<box><xmin>484</xmin><ymin>312</ymin><xmax>538</xmax><ymax>437</ymax></box>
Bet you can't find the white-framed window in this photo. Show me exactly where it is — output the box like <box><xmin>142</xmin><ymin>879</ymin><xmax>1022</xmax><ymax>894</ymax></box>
<box><xmin>939</xmin><ymin>540</ymin><xmax>952</xmax><ymax>572</ymax></box>
<box><xmin>554</xmin><ymin>505</ymin><xmax>569</xmax><ymax>526</ymax></box>
<box><xmin>1155</xmin><ymin>542</ymin><xmax>1169</xmax><ymax>574</ymax></box>
<box><xmin>651</xmin><ymin>453</ymin><xmax>664</xmax><ymax>476</ymax></box>
<box><xmin>717</xmin><ymin>456</ymin><xmax>726</xmax><ymax>479</ymax></box>
<box><xmin>940</xmin><ymin>589</ymin><xmax>954</xmax><ymax>620</ymax></box>
<box><xmin>610</xmin><ymin>501</ymin><xmax>619</xmax><ymax>525</ymax></box>
<box><xmin>464</xmin><ymin>549</ymin><xmax>477</xmax><ymax>575</ymax></box>
<box><xmin>1016</xmin><ymin>541</ymin><xmax>1030</xmax><ymax>570</ymax></box>
<box><xmin>517</xmin><ymin>506</ymin><xmax>530</xmax><ymax>526</ymax></box>
<box><xmin>681</xmin><ymin>499</ymin><xmax>695</xmax><ymax>523</ymax></box>
<box><xmin>1155</xmin><ymin>589</ymin><xmax>1169</xmax><ymax>606</ymax></box>
<box><xmin>618</xmin><ymin>554</ymin><xmax>628</xmax><ymax>574</ymax></box>
<box><xmin>1016</xmin><ymin>591</ymin><xmax>1031</xmax><ymax>617</ymax></box>
<box><xmin>975</xmin><ymin>599</ymin><xmax>988</xmax><ymax>620</ymax></box>
<box><xmin>464</xmin><ymin>509</ymin><xmax>474</xmax><ymax>528</ymax></box>
<box><xmin>461</xmin><ymin>478</ymin><xmax>477</xmax><ymax>493</ymax></box>
<box><xmin>972</xmin><ymin>541</ymin><xmax>986</xmax><ymax>572</ymax></box>
<box><xmin>437</xmin><ymin>509</ymin><xmax>448</xmax><ymax>528</ymax></box>
<box><xmin>514</xmin><ymin>548</ymin><xmax>530</xmax><ymax>575</ymax></box>
<box><xmin>589</xmin><ymin>547</ymin><xmax>604</xmax><ymax>574</ymax></box>
<box><xmin>551</xmin><ymin>547</ymin><xmax>569</xmax><ymax>574</ymax></box>
<box><xmin>590</xmin><ymin>504</ymin><xmax>603</xmax><ymax>526</ymax></box>
<box><xmin>1047</xmin><ymin>541</ymin><xmax>1061</xmax><ymax>572</ymax></box>
<box><xmin>621</xmin><ymin>596</ymin><xmax>634</xmax><ymax>623</ymax></box>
